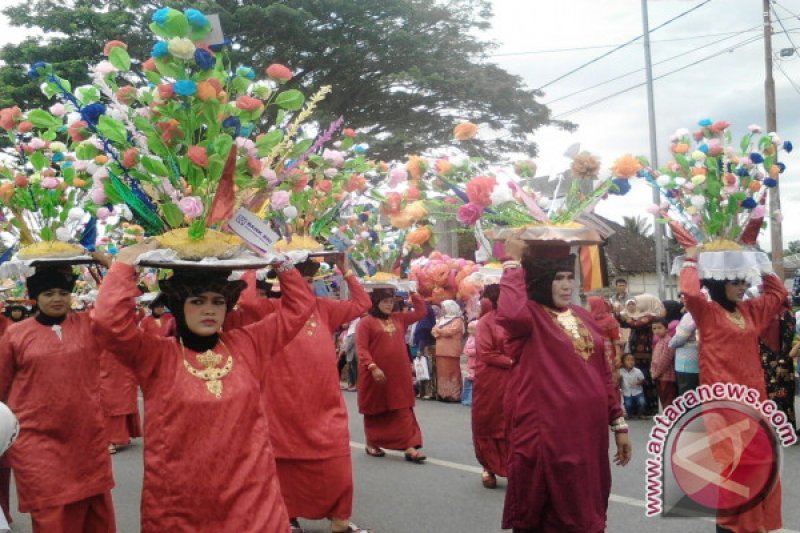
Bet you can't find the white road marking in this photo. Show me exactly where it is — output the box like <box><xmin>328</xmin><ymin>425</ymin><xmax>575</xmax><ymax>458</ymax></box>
<box><xmin>350</xmin><ymin>441</ymin><xmax>800</xmax><ymax>533</ymax></box>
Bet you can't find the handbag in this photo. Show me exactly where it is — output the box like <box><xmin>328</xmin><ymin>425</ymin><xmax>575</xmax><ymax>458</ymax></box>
<box><xmin>413</xmin><ymin>356</ymin><xmax>430</xmax><ymax>382</ymax></box>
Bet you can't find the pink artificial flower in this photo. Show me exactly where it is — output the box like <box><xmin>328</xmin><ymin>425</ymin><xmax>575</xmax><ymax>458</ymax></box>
<box><xmin>751</xmin><ymin>205</ymin><xmax>767</xmax><ymax>218</ymax></box>
<box><xmin>29</xmin><ymin>138</ymin><xmax>46</xmax><ymax>150</ymax></box>
<box><xmin>48</xmin><ymin>103</ymin><xmax>65</xmax><ymax>117</ymax></box>
<box><xmin>95</xmin><ymin>61</ymin><xmax>117</xmax><ymax>76</ymax></box>
<box><xmin>389</xmin><ymin>168</ymin><xmax>408</xmax><ymax>187</ymax></box>
<box><xmin>40</xmin><ymin>177</ymin><xmax>59</xmax><ymax>189</ymax></box>
<box><xmin>270</xmin><ymin>190</ymin><xmax>290</xmax><ymax>210</ymax></box>
<box><xmin>322</xmin><ymin>149</ymin><xmax>344</xmax><ymax>168</ymax></box>
<box><xmin>178</xmin><ymin>196</ymin><xmax>204</xmax><ymax>219</ymax></box>
<box><xmin>90</xmin><ymin>187</ymin><xmax>107</xmax><ymax>204</ymax></box>
<box><xmin>265</xmin><ymin>64</ymin><xmax>292</xmax><ymax>81</ymax></box>
<box><xmin>103</xmin><ymin>40</ymin><xmax>127</xmax><ymax>56</ymax></box>
<box><xmin>97</xmin><ymin>207</ymin><xmax>112</xmax><ymax>220</ymax></box>
<box><xmin>457</xmin><ymin>202</ymin><xmax>483</xmax><ymax>225</ymax></box>
<box><xmin>645</xmin><ymin>204</ymin><xmax>661</xmax><ymax>215</ymax></box>
<box><xmin>261</xmin><ymin>167</ymin><xmax>278</xmax><ymax>185</ymax></box>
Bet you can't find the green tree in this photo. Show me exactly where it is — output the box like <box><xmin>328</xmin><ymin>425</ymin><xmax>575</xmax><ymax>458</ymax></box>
<box><xmin>0</xmin><ymin>0</ymin><xmax>568</xmax><ymax>160</ymax></box>
<box><xmin>622</xmin><ymin>215</ymin><xmax>652</xmax><ymax>238</ymax></box>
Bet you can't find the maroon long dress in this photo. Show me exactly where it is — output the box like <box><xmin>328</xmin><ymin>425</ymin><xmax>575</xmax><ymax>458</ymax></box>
<box><xmin>497</xmin><ymin>267</ymin><xmax>623</xmax><ymax>533</ymax></box>
<box><xmin>472</xmin><ymin>309</ymin><xmax>511</xmax><ymax>477</ymax></box>
<box><xmin>357</xmin><ymin>294</ymin><xmax>427</xmax><ymax>450</ymax></box>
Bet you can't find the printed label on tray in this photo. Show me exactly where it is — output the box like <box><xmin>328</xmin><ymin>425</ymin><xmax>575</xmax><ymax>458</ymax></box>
<box><xmin>228</xmin><ymin>208</ymin><xmax>280</xmax><ymax>254</ymax></box>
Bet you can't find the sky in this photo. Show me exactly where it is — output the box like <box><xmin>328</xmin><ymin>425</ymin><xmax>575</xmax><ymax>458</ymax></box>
<box><xmin>0</xmin><ymin>0</ymin><xmax>799</xmax><ymax>249</ymax></box>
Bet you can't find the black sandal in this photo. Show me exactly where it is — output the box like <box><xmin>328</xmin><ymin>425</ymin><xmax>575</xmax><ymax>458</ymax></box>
<box><xmin>334</xmin><ymin>523</ymin><xmax>373</xmax><ymax>533</ymax></box>
<box><xmin>365</xmin><ymin>445</ymin><xmax>385</xmax><ymax>458</ymax></box>
<box><xmin>404</xmin><ymin>450</ymin><xmax>426</xmax><ymax>463</ymax></box>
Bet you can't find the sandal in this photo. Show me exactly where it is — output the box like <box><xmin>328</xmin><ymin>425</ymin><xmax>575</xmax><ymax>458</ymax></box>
<box><xmin>404</xmin><ymin>450</ymin><xmax>426</xmax><ymax>463</ymax></box>
<box><xmin>365</xmin><ymin>445</ymin><xmax>385</xmax><ymax>458</ymax></box>
<box><xmin>289</xmin><ymin>518</ymin><xmax>304</xmax><ymax>533</ymax></box>
<box><xmin>333</xmin><ymin>523</ymin><xmax>373</xmax><ymax>533</ymax></box>
<box><xmin>108</xmin><ymin>444</ymin><xmax>117</xmax><ymax>455</ymax></box>
<box><xmin>481</xmin><ymin>470</ymin><xmax>497</xmax><ymax>489</ymax></box>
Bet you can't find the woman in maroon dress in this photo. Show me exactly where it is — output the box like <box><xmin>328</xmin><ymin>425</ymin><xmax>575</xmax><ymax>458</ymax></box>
<box><xmin>497</xmin><ymin>244</ymin><xmax>631</xmax><ymax>533</ymax></box>
<box><xmin>357</xmin><ymin>287</ymin><xmax>428</xmax><ymax>462</ymax></box>
<box><xmin>472</xmin><ymin>284</ymin><xmax>511</xmax><ymax>489</ymax></box>
<box><xmin>93</xmin><ymin>241</ymin><xmax>315</xmax><ymax>532</ymax></box>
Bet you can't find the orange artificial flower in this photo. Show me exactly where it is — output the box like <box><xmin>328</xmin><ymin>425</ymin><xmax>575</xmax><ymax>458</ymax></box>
<box><xmin>612</xmin><ymin>154</ymin><xmax>642</xmax><ymax>179</ymax></box>
<box><xmin>466</xmin><ymin>175</ymin><xmax>497</xmax><ymax>208</ymax></box>
<box><xmin>453</xmin><ymin>121</ymin><xmax>478</xmax><ymax>141</ymax></box>
<box><xmin>672</xmin><ymin>143</ymin><xmax>689</xmax><ymax>154</ymax></box>
<box><xmin>103</xmin><ymin>40</ymin><xmax>127</xmax><ymax>56</ymax></box>
<box><xmin>265</xmin><ymin>63</ymin><xmax>292</xmax><ymax>81</ymax></box>
<box><xmin>406</xmin><ymin>155</ymin><xmax>427</xmax><ymax>181</ymax></box>
<box><xmin>406</xmin><ymin>226</ymin><xmax>432</xmax><ymax>247</ymax></box>
<box><xmin>435</xmin><ymin>158</ymin><xmax>452</xmax><ymax>175</ymax></box>
<box><xmin>196</xmin><ymin>81</ymin><xmax>217</xmax><ymax>102</ymax></box>
<box><xmin>236</xmin><ymin>95</ymin><xmax>263</xmax><ymax>112</ymax></box>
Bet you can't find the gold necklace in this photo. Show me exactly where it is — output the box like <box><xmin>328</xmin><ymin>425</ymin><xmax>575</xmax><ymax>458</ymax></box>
<box><xmin>180</xmin><ymin>338</ymin><xmax>234</xmax><ymax>399</ymax></box>
<box><xmin>545</xmin><ymin>307</ymin><xmax>594</xmax><ymax>361</ymax></box>
<box><xmin>304</xmin><ymin>312</ymin><xmax>319</xmax><ymax>336</ymax></box>
<box><xmin>380</xmin><ymin>318</ymin><xmax>397</xmax><ymax>335</ymax></box>
<box><xmin>725</xmin><ymin>309</ymin><xmax>747</xmax><ymax>330</ymax></box>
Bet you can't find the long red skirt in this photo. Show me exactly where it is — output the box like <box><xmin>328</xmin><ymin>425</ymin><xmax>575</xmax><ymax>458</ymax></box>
<box><xmin>0</xmin><ymin>465</ymin><xmax>10</xmax><ymax>524</ymax></box>
<box><xmin>363</xmin><ymin>408</ymin><xmax>423</xmax><ymax>450</ymax></box>
<box><xmin>435</xmin><ymin>356</ymin><xmax>462</xmax><ymax>401</ymax></box>
<box><xmin>474</xmin><ymin>436</ymin><xmax>508</xmax><ymax>477</ymax></box>
<box><xmin>276</xmin><ymin>456</ymin><xmax>353</xmax><ymax>520</ymax></box>
<box><xmin>30</xmin><ymin>491</ymin><xmax>115</xmax><ymax>533</ymax></box>
<box><xmin>104</xmin><ymin>413</ymin><xmax>142</xmax><ymax>446</ymax></box>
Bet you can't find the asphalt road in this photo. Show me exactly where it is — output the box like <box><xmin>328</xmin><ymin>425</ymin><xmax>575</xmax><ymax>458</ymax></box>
<box><xmin>7</xmin><ymin>392</ymin><xmax>800</xmax><ymax>532</ymax></box>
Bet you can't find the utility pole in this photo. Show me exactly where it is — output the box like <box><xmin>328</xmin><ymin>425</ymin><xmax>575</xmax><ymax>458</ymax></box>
<box><xmin>642</xmin><ymin>0</ymin><xmax>667</xmax><ymax>299</ymax></box>
<box><xmin>763</xmin><ymin>0</ymin><xmax>785</xmax><ymax>278</ymax></box>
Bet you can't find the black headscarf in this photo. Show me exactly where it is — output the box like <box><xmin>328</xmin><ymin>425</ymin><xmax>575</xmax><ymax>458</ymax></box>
<box><xmin>159</xmin><ymin>270</ymin><xmax>246</xmax><ymax>352</ymax></box>
<box><xmin>368</xmin><ymin>288</ymin><xmax>396</xmax><ymax>319</ymax></box>
<box><xmin>3</xmin><ymin>304</ymin><xmax>28</xmax><ymax>322</ymax></box>
<box><xmin>522</xmin><ymin>255</ymin><xmax>576</xmax><ymax>308</ymax></box>
<box><xmin>26</xmin><ymin>268</ymin><xmax>77</xmax><ymax>301</ymax></box>
<box><xmin>294</xmin><ymin>259</ymin><xmax>321</xmax><ymax>279</ymax></box>
<box><xmin>148</xmin><ymin>293</ymin><xmax>168</xmax><ymax>317</ymax></box>
<box><xmin>662</xmin><ymin>299</ymin><xmax>684</xmax><ymax>323</ymax></box>
<box><xmin>702</xmin><ymin>279</ymin><xmax>738</xmax><ymax>313</ymax></box>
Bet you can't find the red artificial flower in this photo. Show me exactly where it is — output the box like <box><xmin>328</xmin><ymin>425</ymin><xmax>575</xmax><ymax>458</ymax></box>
<box><xmin>68</xmin><ymin>120</ymin><xmax>90</xmax><ymax>142</ymax></box>
<box><xmin>142</xmin><ymin>58</ymin><xmax>157</xmax><ymax>72</ymax></box>
<box><xmin>116</xmin><ymin>85</ymin><xmax>137</xmax><ymax>106</ymax></box>
<box><xmin>265</xmin><ymin>63</ymin><xmax>292</xmax><ymax>81</ymax></box>
<box><xmin>710</xmin><ymin>120</ymin><xmax>730</xmax><ymax>133</ymax></box>
<box><xmin>342</xmin><ymin>128</ymin><xmax>357</xmax><ymax>139</ymax></box>
<box><xmin>457</xmin><ymin>202</ymin><xmax>483</xmax><ymax>225</ymax></box>
<box><xmin>157</xmin><ymin>83</ymin><xmax>175</xmax><ymax>100</ymax></box>
<box><xmin>157</xmin><ymin>119</ymin><xmax>183</xmax><ymax>143</ymax></box>
<box><xmin>247</xmin><ymin>156</ymin><xmax>262</xmax><ymax>176</ymax></box>
<box><xmin>466</xmin><ymin>175</ymin><xmax>497</xmax><ymax>208</ymax></box>
<box><xmin>187</xmin><ymin>145</ymin><xmax>209</xmax><ymax>168</ymax></box>
<box><xmin>316</xmin><ymin>180</ymin><xmax>333</xmax><ymax>193</ymax></box>
<box><xmin>236</xmin><ymin>95</ymin><xmax>263</xmax><ymax>112</ymax></box>
<box><xmin>17</xmin><ymin>121</ymin><xmax>33</xmax><ymax>133</ymax></box>
<box><xmin>344</xmin><ymin>174</ymin><xmax>366</xmax><ymax>192</ymax></box>
<box><xmin>122</xmin><ymin>148</ymin><xmax>139</xmax><ymax>168</ymax></box>
<box><xmin>103</xmin><ymin>40</ymin><xmax>128</xmax><ymax>56</ymax></box>
<box><xmin>406</xmin><ymin>183</ymin><xmax>421</xmax><ymax>200</ymax></box>
<box><xmin>383</xmin><ymin>192</ymin><xmax>403</xmax><ymax>215</ymax></box>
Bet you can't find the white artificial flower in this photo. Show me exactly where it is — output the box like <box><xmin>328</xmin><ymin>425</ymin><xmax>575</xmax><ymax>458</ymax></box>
<box><xmin>769</xmin><ymin>132</ymin><xmax>781</xmax><ymax>144</ymax></box>
<box><xmin>674</xmin><ymin>177</ymin><xmax>687</xmax><ymax>186</ymax></box>
<box><xmin>55</xmin><ymin>227</ymin><xmax>72</xmax><ymax>242</ymax></box>
<box><xmin>167</xmin><ymin>38</ymin><xmax>196</xmax><ymax>60</ymax></box>
<box><xmin>748</xmin><ymin>124</ymin><xmax>762</xmax><ymax>133</ymax></box>
<box><xmin>67</xmin><ymin>207</ymin><xmax>85</xmax><ymax>221</ymax></box>
<box><xmin>690</xmin><ymin>195</ymin><xmax>706</xmax><ymax>208</ymax></box>
<box><xmin>656</xmin><ymin>175</ymin><xmax>671</xmax><ymax>187</ymax></box>
<box><xmin>675</xmin><ymin>128</ymin><xmax>690</xmax><ymax>137</ymax></box>
<box><xmin>66</xmin><ymin>112</ymin><xmax>82</xmax><ymax>125</ymax></box>
<box><xmin>490</xmin><ymin>183</ymin><xmax>514</xmax><ymax>206</ymax></box>
<box><xmin>691</xmin><ymin>150</ymin><xmax>706</xmax><ymax>161</ymax></box>
<box><xmin>282</xmin><ymin>206</ymin><xmax>298</xmax><ymax>219</ymax></box>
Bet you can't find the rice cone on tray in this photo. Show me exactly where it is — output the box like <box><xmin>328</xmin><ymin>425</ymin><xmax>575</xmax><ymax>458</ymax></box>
<box><xmin>641</xmin><ymin>119</ymin><xmax>791</xmax><ymax>280</ymax></box>
<box><xmin>24</xmin><ymin>7</ymin><xmax>335</xmax><ymax>263</ymax></box>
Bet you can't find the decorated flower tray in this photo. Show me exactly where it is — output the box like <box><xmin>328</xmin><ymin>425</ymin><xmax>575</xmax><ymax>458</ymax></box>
<box><xmin>672</xmin><ymin>249</ymin><xmax>772</xmax><ymax>284</ymax></box>
<box><xmin>136</xmin><ymin>249</ymin><xmax>280</xmax><ymax>271</ymax></box>
<box><xmin>486</xmin><ymin>225</ymin><xmax>603</xmax><ymax>245</ymax></box>
<box><xmin>362</xmin><ymin>280</ymin><xmax>418</xmax><ymax>292</ymax></box>
<box><xmin>0</xmin><ymin>255</ymin><xmax>98</xmax><ymax>278</ymax></box>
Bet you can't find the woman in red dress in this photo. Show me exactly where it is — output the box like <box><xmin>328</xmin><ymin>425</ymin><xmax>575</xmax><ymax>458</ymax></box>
<box><xmin>497</xmin><ymin>244</ymin><xmax>631</xmax><ymax>533</ymax></box>
<box><xmin>93</xmin><ymin>242</ymin><xmax>315</xmax><ymax>532</ymax></box>
<box><xmin>471</xmin><ymin>284</ymin><xmax>511</xmax><ymax>489</ymax></box>
<box><xmin>680</xmin><ymin>247</ymin><xmax>788</xmax><ymax>533</ymax></box>
<box><xmin>138</xmin><ymin>294</ymin><xmax>175</xmax><ymax>337</ymax></box>
<box><xmin>0</xmin><ymin>268</ymin><xmax>115</xmax><ymax>532</ymax></box>
<box><xmin>357</xmin><ymin>287</ymin><xmax>428</xmax><ymax>462</ymax></box>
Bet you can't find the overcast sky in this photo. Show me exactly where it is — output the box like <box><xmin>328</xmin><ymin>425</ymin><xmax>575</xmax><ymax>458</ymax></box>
<box><xmin>0</xmin><ymin>0</ymin><xmax>799</xmax><ymax>249</ymax></box>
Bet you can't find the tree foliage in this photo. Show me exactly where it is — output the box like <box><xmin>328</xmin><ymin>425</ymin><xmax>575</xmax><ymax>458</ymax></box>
<box><xmin>0</xmin><ymin>0</ymin><xmax>569</xmax><ymax>160</ymax></box>
<box><xmin>622</xmin><ymin>215</ymin><xmax>652</xmax><ymax>238</ymax></box>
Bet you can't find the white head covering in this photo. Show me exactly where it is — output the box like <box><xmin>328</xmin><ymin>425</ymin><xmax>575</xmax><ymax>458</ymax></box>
<box><xmin>436</xmin><ymin>300</ymin><xmax>463</xmax><ymax>329</ymax></box>
<box><xmin>0</xmin><ymin>402</ymin><xmax>18</xmax><ymax>456</ymax></box>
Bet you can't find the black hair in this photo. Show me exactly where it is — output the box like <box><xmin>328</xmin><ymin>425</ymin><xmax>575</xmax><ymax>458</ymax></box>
<box><xmin>662</xmin><ymin>300</ymin><xmax>683</xmax><ymax>323</ymax></box>
<box><xmin>615</xmin><ymin>278</ymin><xmax>627</xmax><ymax>285</ymax></box>
<box><xmin>651</xmin><ymin>318</ymin><xmax>668</xmax><ymax>328</ymax></box>
<box><xmin>482</xmin><ymin>284</ymin><xmax>500</xmax><ymax>309</ymax></box>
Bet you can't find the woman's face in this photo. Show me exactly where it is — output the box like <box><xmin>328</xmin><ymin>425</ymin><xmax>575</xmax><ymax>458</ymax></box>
<box><xmin>551</xmin><ymin>271</ymin><xmax>575</xmax><ymax>308</ymax></box>
<box><xmin>724</xmin><ymin>280</ymin><xmax>749</xmax><ymax>303</ymax></box>
<box><xmin>9</xmin><ymin>309</ymin><xmax>23</xmax><ymax>321</ymax></box>
<box><xmin>183</xmin><ymin>291</ymin><xmax>227</xmax><ymax>336</ymax></box>
<box><xmin>378</xmin><ymin>297</ymin><xmax>395</xmax><ymax>315</ymax></box>
<box><xmin>37</xmin><ymin>289</ymin><xmax>71</xmax><ymax>318</ymax></box>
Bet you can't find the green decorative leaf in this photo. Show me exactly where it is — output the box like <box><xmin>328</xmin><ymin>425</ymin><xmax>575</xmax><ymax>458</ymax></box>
<box><xmin>208</xmin><ymin>156</ymin><xmax>225</xmax><ymax>182</ymax></box>
<box><xmin>274</xmin><ymin>90</ymin><xmax>305</xmax><ymax>110</ymax></box>
<box><xmin>42</xmin><ymin>130</ymin><xmax>57</xmax><ymax>141</ymax></box>
<box><xmin>161</xmin><ymin>201</ymin><xmax>185</xmax><ymax>228</ymax></box>
<box><xmin>40</xmin><ymin>227</ymin><xmax>53</xmax><ymax>241</ymax></box>
<box><xmin>141</xmin><ymin>156</ymin><xmax>169</xmax><ymax>177</ymax></box>
<box><xmin>149</xmin><ymin>22</ymin><xmax>170</xmax><ymax>40</ymax></box>
<box><xmin>145</xmin><ymin>71</ymin><xmax>163</xmax><ymax>85</ymax></box>
<box><xmin>63</xmin><ymin>165</ymin><xmax>75</xmax><ymax>182</ymax></box>
<box><xmin>212</xmin><ymin>133</ymin><xmax>233</xmax><ymax>160</ymax></box>
<box><xmin>96</xmin><ymin>115</ymin><xmax>128</xmax><ymax>145</ymax></box>
<box><xmin>231</xmin><ymin>76</ymin><xmax>250</xmax><ymax>94</ymax></box>
<box><xmin>163</xmin><ymin>10</ymin><xmax>189</xmax><ymax>38</ymax></box>
<box><xmin>27</xmin><ymin>109</ymin><xmax>62</xmax><ymax>129</ymax></box>
<box><xmin>76</xmin><ymin>142</ymin><xmax>98</xmax><ymax>160</ymax></box>
<box><xmin>154</xmin><ymin>57</ymin><xmax>184</xmax><ymax>80</ymax></box>
<box><xmin>109</xmin><ymin>46</ymin><xmax>131</xmax><ymax>71</ymax></box>
<box><xmin>255</xmin><ymin>130</ymin><xmax>284</xmax><ymax>156</ymax></box>
<box><xmin>289</xmin><ymin>139</ymin><xmax>313</xmax><ymax>158</ymax></box>
<box><xmin>188</xmin><ymin>219</ymin><xmax>206</xmax><ymax>240</ymax></box>
<box><xmin>740</xmin><ymin>133</ymin><xmax>752</xmax><ymax>153</ymax></box>
<box><xmin>30</xmin><ymin>151</ymin><xmax>49</xmax><ymax>171</ymax></box>
<box><xmin>75</xmin><ymin>86</ymin><xmax>101</xmax><ymax>104</ymax></box>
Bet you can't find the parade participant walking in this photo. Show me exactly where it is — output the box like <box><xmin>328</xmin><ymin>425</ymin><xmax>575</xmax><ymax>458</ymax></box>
<box><xmin>138</xmin><ymin>294</ymin><xmax>175</xmax><ymax>337</ymax></box>
<box><xmin>472</xmin><ymin>284</ymin><xmax>511</xmax><ymax>489</ymax></box>
<box><xmin>681</xmin><ymin>246</ymin><xmax>788</xmax><ymax>533</ymax></box>
<box><xmin>235</xmin><ymin>257</ymin><xmax>372</xmax><ymax>533</ymax></box>
<box><xmin>93</xmin><ymin>241</ymin><xmax>315</xmax><ymax>532</ymax></box>
<box><xmin>432</xmin><ymin>299</ymin><xmax>465</xmax><ymax>401</ymax></box>
<box><xmin>0</xmin><ymin>267</ymin><xmax>116</xmax><ymax>532</ymax></box>
<box><xmin>357</xmin><ymin>287</ymin><xmax>428</xmax><ymax>462</ymax></box>
<box><xmin>497</xmin><ymin>242</ymin><xmax>631</xmax><ymax>533</ymax></box>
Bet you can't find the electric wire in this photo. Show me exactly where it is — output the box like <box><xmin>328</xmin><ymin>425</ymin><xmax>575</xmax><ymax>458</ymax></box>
<box><xmin>534</xmin><ymin>0</ymin><xmax>714</xmax><ymax>91</ymax></box>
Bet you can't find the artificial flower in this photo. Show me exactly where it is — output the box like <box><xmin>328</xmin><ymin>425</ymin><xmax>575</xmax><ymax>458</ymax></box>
<box><xmin>405</xmin><ymin>155</ymin><xmax>427</xmax><ymax>181</ymax></box>
<box><xmin>570</xmin><ymin>152</ymin><xmax>601</xmax><ymax>180</ymax></box>
<box><xmin>453</xmin><ymin>121</ymin><xmax>478</xmax><ymax>141</ymax></box>
<box><xmin>266</xmin><ymin>64</ymin><xmax>293</xmax><ymax>81</ymax></box>
<box><xmin>187</xmin><ymin>145</ymin><xmax>209</xmax><ymax>168</ymax></box>
<box><xmin>185</xmin><ymin>8</ymin><xmax>208</xmax><ymax>28</ymax></box>
<box><xmin>611</xmin><ymin>154</ymin><xmax>641</xmax><ymax>178</ymax></box>
<box><xmin>80</xmin><ymin>102</ymin><xmax>106</xmax><ymax>125</ymax></box>
<box><xmin>466</xmin><ymin>175</ymin><xmax>497</xmax><ymax>208</ymax></box>
<box><xmin>270</xmin><ymin>190</ymin><xmax>290</xmax><ymax>210</ymax></box>
<box><xmin>194</xmin><ymin>48</ymin><xmax>215</xmax><ymax>70</ymax></box>
<box><xmin>168</xmin><ymin>38</ymin><xmax>196</xmax><ymax>60</ymax></box>
<box><xmin>173</xmin><ymin>80</ymin><xmax>197</xmax><ymax>97</ymax></box>
<box><xmin>179</xmin><ymin>196</ymin><xmax>204</xmax><ymax>219</ymax></box>
<box><xmin>457</xmin><ymin>202</ymin><xmax>483</xmax><ymax>225</ymax></box>
<box><xmin>513</xmin><ymin>160</ymin><xmax>537</xmax><ymax>177</ymax></box>
<box><xmin>151</xmin><ymin>41</ymin><xmax>169</xmax><ymax>58</ymax></box>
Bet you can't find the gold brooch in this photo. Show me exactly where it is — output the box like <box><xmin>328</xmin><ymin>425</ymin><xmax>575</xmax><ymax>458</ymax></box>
<box><xmin>181</xmin><ymin>340</ymin><xmax>234</xmax><ymax>399</ymax></box>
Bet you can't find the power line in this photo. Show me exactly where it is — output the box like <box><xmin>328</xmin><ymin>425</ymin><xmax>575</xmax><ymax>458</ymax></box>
<box><xmin>775</xmin><ymin>59</ymin><xmax>800</xmax><ymax>96</ymax></box>
<box><xmin>772</xmin><ymin>4</ymin><xmax>800</xmax><ymax>53</ymax></box>
<box><xmin>553</xmin><ymin>34</ymin><xmax>762</xmax><ymax>119</ymax></box>
<box><xmin>534</xmin><ymin>0</ymin><xmax>714</xmax><ymax>91</ymax></box>
<box><xmin>544</xmin><ymin>25</ymin><xmax>777</xmax><ymax>106</ymax></box>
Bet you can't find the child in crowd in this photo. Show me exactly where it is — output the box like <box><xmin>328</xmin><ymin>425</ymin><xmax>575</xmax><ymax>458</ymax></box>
<box><xmin>620</xmin><ymin>353</ymin><xmax>647</xmax><ymax>419</ymax></box>
<box><xmin>650</xmin><ymin>318</ymin><xmax>678</xmax><ymax>410</ymax></box>
<box><xmin>461</xmin><ymin>320</ymin><xmax>478</xmax><ymax>407</ymax></box>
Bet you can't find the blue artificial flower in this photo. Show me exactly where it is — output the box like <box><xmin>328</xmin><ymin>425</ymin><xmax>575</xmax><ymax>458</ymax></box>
<box><xmin>194</xmin><ymin>48</ymin><xmax>215</xmax><ymax>70</ymax></box>
<box><xmin>62</xmin><ymin>161</ymin><xmax>73</xmax><ymax>168</ymax></box>
<box><xmin>173</xmin><ymin>80</ymin><xmax>197</xmax><ymax>97</ymax></box>
<box><xmin>222</xmin><ymin>116</ymin><xmax>241</xmax><ymax>133</ymax></box>
<box><xmin>741</xmin><ymin>197</ymin><xmax>757</xmax><ymax>209</ymax></box>
<box><xmin>778</xmin><ymin>162</ymin><xmax>786</xmax><ymax>173</ymax></box>
<box><xmin>80</xmin><ymin>102</ymin><xmax>106</xmax><ymax>125</ymax></box>
<box><xmin>764</xmin><ymin>178</ymin><xmax>778</xmax><ymax>188</ymax></box>
<box><xmin>353</xmin><ymin>143</ymin><xmax>368</xmax><ymax>154</ymax></box>
<box><xmin>358</xmin><ymin>213</ymin><xmax>369</xmax><ymax>222</ymax></box>
<box><xmin>783</xmin><ymin>140</ymin><xmax>793</xmax><ymax>153</ymax></box>
<box><xmin>27</xmin><ymin>61</ymin><xmax>48</xmax><ymax>79</ymax></box>
<box><xmin>698</xmin><ymin>118</ymin><xmax>712</xmax><ymax>127</ymax></box>
<box><xmin>152</xmin><ymin>7</ymin><xmax>170</xmax><ymax>25</ymax></box>
<box><xmin>736</xmin><ymin>167</ymin><xmax>750</xmax><ymax>177</ymax></box>
<box><xmin>749</xmin><ymin>152</ymin><xmax>764</xmax><ymax>164</ymax></box>
<box><xmin>239</xmin><ymin>124</ymin><xmax>254</xmax><ymax>137</ymax></box>
<box><xmin>51</xmin><ymin>152</ymin><xmax>64</xmax><ymax>162</ymax></box>
<box><xmin>698</xmin><ymin>144</ymin><xmax>709</xmax><ymax>154</ymax></box>
<box><xmin>151</xmin><ymin>41</ymin><xmax>169</xmax><ymax>58</ymax></box>
<box><xmin>236</xmin><ymin>66</ymin><xmax>256</xmax><ymax>80</ymax></box>
<box><xmin>368</xmin><ymin>230</ymin><xmax>378</xmax><ymax>243</ymax></box>
<box><xmin>609</xmin><ymin>178</ymin><xmax>631</xmax><ymax>196</ymax></box>
<box><xmin>184</xmin><ymin>8</ymin><xmax>208</xmax><ymax>28</ymax></box>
